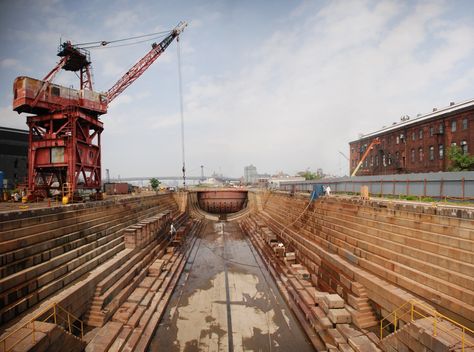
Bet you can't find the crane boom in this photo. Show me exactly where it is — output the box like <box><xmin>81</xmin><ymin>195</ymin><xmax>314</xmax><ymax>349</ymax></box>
<box><xmin>106</xmin><ymin>21</ymin><xmax>187</xmax><ymax>104</ymax></box>
<box><xmin>351</xmin><ymin>138</ymin><xmax>380</xmax><ymax>177</ymax></box>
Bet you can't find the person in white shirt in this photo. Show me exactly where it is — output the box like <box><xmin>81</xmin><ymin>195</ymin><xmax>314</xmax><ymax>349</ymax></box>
<box><xmin>325</xmin><ymin>186</ymin><xmax>331</xmax><ymax>196</ymax></box>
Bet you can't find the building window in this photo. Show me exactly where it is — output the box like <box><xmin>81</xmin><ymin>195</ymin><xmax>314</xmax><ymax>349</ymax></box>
<box><xmin>439</xmin><ymin>144</ymin><xmax>444</xmax><ymax>159</ymax></box>
<box><xmin>429</xmin><ymin>146</ymin><xmax>434</xmax><ymax>161</ymax></box>
<box><xmin>430</xmin><ymin>126</ymin><xmax>434</xmax><ymax>136</ymax></box>
<box><xmin>412</xmin><ymin>132</ymin><xmax>416</xmax><ymax>141</ymax></box>
<box><xmin>461</xmin><ymin>140</ymin><xmax>468</xmax><ymax>154</ymax></box>
<box><xmin>388</xmin><ymin>153</ymin><xmax>392</xmax><ymax>165</ymax></box>
<box><xmin>383</xmin><ymin>154</ymin><xmax>386</xmax><ymax>167</ymax></box>
<box><xmin>462</xmin><ymin>118</ymin><xmax>468</xmax><ymax>130</ymax></box>
<box><xmin>370</xmin><ymin>155</ymin><xmax>374</xmax><ymax>167</ymax></box>
<box><xmin>451</xmin><ymin>142</ymin><xmax>457</xmax><ymax>147</ymax></box>
<box><xmin>451</xmin><ymin>120</ymin><xmax>457</xmax><ymax>132</ymax></box>
<box><xmin>411</xmin><ymin>149</ymin><xmax>415</xmax><ymax>163</ymax></box>
<box><xmin>51</xmin><ymin>86</ymin><xmax>60</xmax><ymax>96</ymax></box>
<box><xmin>439</xmin><ymin>124</ymin><xmax>444</xmax><ymax>134</ymax></box>
<box><xmin>419</xmin><ymin>148</ymin><xmax>423</xmax><ymax>162</ymax></box>
<box><xmin>375</xmin><ymin>155</ymin><xmax>379</xmax><ymax>166</ymax></box>
<box><xmin>396</xmin><ymin>136</ymin><xmax>399</xmax><ymax>144</ymax></box>
<box><xmin>419</xmin><ymin>129</ymin><xmax>423</xmax><ymax>139</ymax></box>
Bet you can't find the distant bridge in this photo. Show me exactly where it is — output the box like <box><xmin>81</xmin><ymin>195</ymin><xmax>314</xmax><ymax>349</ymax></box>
<box><xmin>109</xmin><ymin>176</ymin><xmax>241</xmax><ymax>182</ymax></box>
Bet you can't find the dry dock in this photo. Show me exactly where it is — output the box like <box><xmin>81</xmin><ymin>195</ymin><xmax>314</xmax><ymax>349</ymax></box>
<box><xmin>1</xmin><ymin>189</ymin><xmax>473</xmax><ymax>352</ymax></box>
<box><xmin>150</xmin><ymin>220</ymin><xmax>314</xmax><ymax>351</ymax></box>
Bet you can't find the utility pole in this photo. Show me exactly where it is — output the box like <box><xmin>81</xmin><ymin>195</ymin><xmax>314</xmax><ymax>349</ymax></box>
<box><xmin>201</xmin><ymin>165</ymin><xmax>204</xmax><ymax>181</ymax></box>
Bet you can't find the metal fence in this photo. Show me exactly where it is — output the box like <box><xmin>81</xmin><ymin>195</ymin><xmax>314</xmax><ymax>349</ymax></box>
<box><xmin>279</xmin><ymin>171</ymin><xmax>474</xmax><ymax>200</ymax></box>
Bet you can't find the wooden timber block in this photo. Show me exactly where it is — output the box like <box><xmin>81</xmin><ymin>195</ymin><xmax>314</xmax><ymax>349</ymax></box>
<box><xmin>348</xmin><ymin>335</ymin><xmax>379</xmax><ymax>352</ymax></box>
<box><xmin>328</xmin><ymin>308</ymin><xmax>352</xmax><ymax>324</ymax></box>
<box><xmin>112</xmin><ymin>302</ymin><xmax>139</xmax><ymax>324</ymax></box>
<box><xmin>310</xmin><ymin>306</ymin><xmax>333</xmax><ymax>330</ymax></box>
<box><xmin>85</xmin><ymin>321</ymin><xmax>123</xmax><ymax>352</ymax></box>
<box><xmin>336</xmin><ymin>324</ymin><xmax>363</xmax><ymax>341</ymax></box>
<box><xmin>126</xmin><ymin>306</ymin><xmax>146</xmax><ymax>328</ymax></box>
<box><xmin>324</xmin><ymin>294</ymin><xmax>345</xmax><ymax>309</ymax></box>
<box><xmin>300</xmin><ymin>289</ymin><xmax>316</xmax><ymax>307</ymax></box>
<box><xmin>321</xmin><ymin>299</ymin><xmax>330</xmax><ymax>314</ymax></box>
<box><xmin>139</xmin><ymin>277</ymin><xmax>156</xmax><ymax>289</ymax></box>
<box><xmin>300</xmin><ymin>280</ymin><xmax>313</xmax><ymax>288</ymax></box>
<box><xmin>128</xmin><ymin>287</ymin><xmax>148</xmax><ymax>303</ymax></box>
<box><xmin>108</xmin><ymin>326</ymin><xmax>132</xmax><ymax>352</ymax></box>
<box><xmin>365</xmin><ymin>332</ymin><xmax>379</xmax><ymax>345</ymax></box>
<box><xmin>291</xmin><ymin>263</ymin><xmax>304</xmax><ymax>270</ymax></box>
<box><xmin>338</xmin><ymin>343</ymin><xmax>355</xmax><ymax>352</ymax></box>
<box><xmin>289</xmin><ymin>277</ymin><xmax>304</xmax><ymax>291</ymax></box>
<box><xmin>140</xmin><ymin>291</ymin><xmax>154</xmax><ymax>307</ymax></box>
<box><xmin>148</xmin><ymin>260</ymin><xmax>164</xmax><ymax>277</ymax></box>
<box><xmin>311</xmin><ymin>273</ymin><xmax>319</xmax><ymax>287</ymax></box>
<box><xmin>328</xmin><ymin>328</ymin><xmax>346</xmax><ymax>346</ymax></box>
<box><xmin>314</xmin><ymin>291</ymin><xmax>328</xmax><ymax>305</ymax></box>
<box><xmin>347</xmin><ymin>293</ymin><xmax>366</xmax><ymax>310</ymax></box>
<box><xmin>305</xmin><ymin>286</ymin><xmax>317</xmax><ymax>299</ymax></box>
<box><xmin>351</xmin><ymin>282</ymin><xmax>366</xmax><ymax>297</ymax></box>
<box><xmin>297</xmin><ymin>269</ymin><xmax>310</xmax><ymax>281</ymax></box>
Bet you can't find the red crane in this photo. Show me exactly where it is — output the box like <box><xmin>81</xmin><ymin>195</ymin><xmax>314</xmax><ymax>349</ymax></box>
<box><xmin>351</xmin><ymin>137</ymin><xmax>381</xmax><ymax>177</ymax></box>
<box><xmin>13</xmin><ymin>22</ymin><xmax>187</xmax><ymax>200</ymax></box>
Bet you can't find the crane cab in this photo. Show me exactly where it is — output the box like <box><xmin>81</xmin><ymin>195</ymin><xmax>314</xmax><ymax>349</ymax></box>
<box><xmin>13</xmin><ymin>76</ymin><xmax>107</xmax><ymax>115</ymax></box>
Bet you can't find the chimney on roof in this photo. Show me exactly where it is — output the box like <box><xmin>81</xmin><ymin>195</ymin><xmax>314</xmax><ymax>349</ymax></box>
<box><xmin>417</xmin><ymin>113</ymin><xmax>422</xmax><ymax>117</ymax></box>
<box><xmin>450</xmin><ymin>102</ymin><xmax>455</xmax><ymax>106</ymax></box>
<box><xmin>433</xmin><ymin>108</ymin><xmax>437</xmax><ymax>112</ymax></box>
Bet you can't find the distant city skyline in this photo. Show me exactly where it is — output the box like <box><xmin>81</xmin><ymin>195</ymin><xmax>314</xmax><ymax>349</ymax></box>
<box><xmin>1</xmin><ymin>1</ymin><xmax>474</xmax><ymax>178</ymax></box>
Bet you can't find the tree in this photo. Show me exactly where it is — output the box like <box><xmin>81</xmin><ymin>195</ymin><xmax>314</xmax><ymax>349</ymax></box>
<box><xmin>149</xmin><ymin>178</ymin><xmax>161</xmax><ymax>191</ymax></box>
<box><xmin>447</xmin><ymin>146</ymin><xmax>474</xmax><ymax>171</ymax></box>
<box><xmin>297</xmin><ymin>168</ymin><xmax>324</xmax><ymax>180</ymax></box>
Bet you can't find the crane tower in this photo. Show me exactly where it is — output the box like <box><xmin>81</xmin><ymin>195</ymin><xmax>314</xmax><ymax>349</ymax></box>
<box><xmin>13</xmin><ymin>22</ymin><xmax>187</xmax><ymax>200</ymax></box>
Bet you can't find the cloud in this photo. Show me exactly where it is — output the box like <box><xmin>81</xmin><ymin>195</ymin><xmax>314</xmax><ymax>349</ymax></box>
<box><xmin>173</xmin><ymin>0</ymin><xmax>474</xmax><ymax>176</ymax></box>
<box><xmin>0</xmin><ymin>106</ymin><xmax>29</xmax><ymax>130</ymax></box>
<box><xmin>0</xmin><ymin>58</ymin><xmax>27</xmax><ymax>71</ymax></box>
<box><xmin>2</xmin><ymin>0</ymin><xmax>473</xmax><ymax>178</ymax></box>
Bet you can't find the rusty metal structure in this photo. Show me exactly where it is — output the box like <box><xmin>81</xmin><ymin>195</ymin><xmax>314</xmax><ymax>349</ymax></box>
<box><xmin>12</xmin><ymin>22</ymin><xmax>187</xmax><ymax>199</ymax></box>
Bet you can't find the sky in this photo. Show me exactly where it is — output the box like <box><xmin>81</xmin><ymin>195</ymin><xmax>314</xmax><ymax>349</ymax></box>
<box><xmin>1</xmin><ymin>0</ymin><xmax>474</xmax><ymax>178</ymax></box>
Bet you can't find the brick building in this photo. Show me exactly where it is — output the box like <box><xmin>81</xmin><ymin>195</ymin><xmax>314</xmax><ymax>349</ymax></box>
<box><xmin>0</xmin><ymin>126</ymin><xmax>29</xmax><ymax>189</ymax></box>
<box><xmin>349</xmin><ymin>99</ymin><xmax>474</xmax><ymax>176</ymax></box>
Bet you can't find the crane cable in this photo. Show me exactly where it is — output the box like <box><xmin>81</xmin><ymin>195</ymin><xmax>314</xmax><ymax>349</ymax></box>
<box><xmin>74</xmin><ymin>29</ymin><xmax>172</xmax><ymax>48</ymax></box>
<box><xmin>177</xmin><ymin>36</ymin><xmax>186</xmax><ymax>189</ymax></box>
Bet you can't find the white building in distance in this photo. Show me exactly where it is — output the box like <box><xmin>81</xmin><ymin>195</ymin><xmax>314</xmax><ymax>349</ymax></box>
<box><xmin>244</xmin><ymin>165</ymin><xmax>258</xmax><ymax>184</ymax></box>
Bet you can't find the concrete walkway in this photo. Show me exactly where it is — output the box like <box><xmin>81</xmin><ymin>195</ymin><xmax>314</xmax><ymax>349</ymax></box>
<box><xmin>149</xmin><ymin>220</ymin><xmax>314</xmax><ymax>352</ymax></box>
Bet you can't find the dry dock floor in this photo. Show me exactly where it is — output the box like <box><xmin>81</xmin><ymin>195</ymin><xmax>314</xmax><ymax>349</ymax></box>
<box><xmin>149</xmin><ymin>220</ymin><xmax>314</xmax><ymax>352</ymax></box>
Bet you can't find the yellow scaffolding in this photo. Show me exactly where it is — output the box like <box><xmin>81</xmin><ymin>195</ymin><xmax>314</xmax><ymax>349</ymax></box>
<box><xmin>380</xmin><ymin>299</ymin><xmax>474</xmax><ymax>352</ymax></box>
<box><xmin>0</xmin><ymin>302</ymin><xmax>84</xmax><ymax>352</ymax></box>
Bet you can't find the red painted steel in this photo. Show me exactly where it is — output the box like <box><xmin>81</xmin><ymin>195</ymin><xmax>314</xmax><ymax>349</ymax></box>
<box><xmin>13</xmin><ymin>23</ymin><xmax>186</xmax><ymax>198</ymax></box>
<box><xmin>197</xmin><ymin>191</ymin><xmax>247</xmax><ymax>214</ymax></box>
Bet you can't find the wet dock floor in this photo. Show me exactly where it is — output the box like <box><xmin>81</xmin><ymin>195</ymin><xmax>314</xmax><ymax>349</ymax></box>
<box><xmin>149</xmin><ymin>220</ymin><xmax>314</xmax><ymax>352</ymax></box>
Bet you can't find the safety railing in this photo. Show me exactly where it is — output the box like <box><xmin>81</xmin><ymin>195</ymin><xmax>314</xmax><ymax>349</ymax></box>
<box><xmin>380</xmin><ymin>299</ymin><xmax>474</xmax><ymax>351</ymax></box>
<box><xmin>0</xmin><ymin>302</ymin><xmax>83</xmax><ymax>352</ymax></box>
